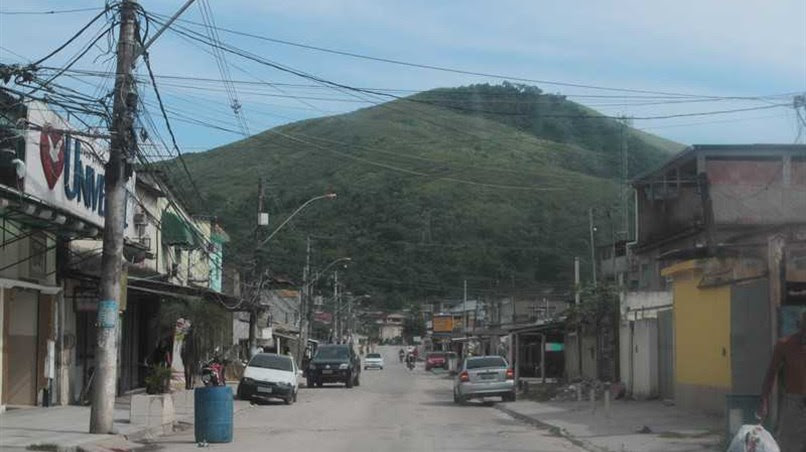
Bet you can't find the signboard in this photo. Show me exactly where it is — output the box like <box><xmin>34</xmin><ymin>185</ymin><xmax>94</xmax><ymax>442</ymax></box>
<box><xmin>432</xmin><ymin>315</ymin><xmax>453</xmax><ymax>333</ymax></box>
<box><xmin>23</xmin><ymin>101</ymin><xmax>136</xmax><ymax>232</ymax></box>
<box><xmin>545</xmin><ymin>342</ymin><xmax>565</xmax><ymax>352</ymax></box>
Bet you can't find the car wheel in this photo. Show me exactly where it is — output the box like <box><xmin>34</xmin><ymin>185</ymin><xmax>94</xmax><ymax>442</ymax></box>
<box><xmin>316</xmin><ymin>379</ymin><xmax>323</xmax><ymax>388</ymax></box>
<box><xmin>284</xmin><ymin>396</ymin><xmax>292</xmax><ymax>405</ymax></box>
<box><xmin>306</xmin><ymin>377</ymin><xmax>314</xmax><ymax>388</ymax></box>
<box><xmin>503</xmin><ymin>391</ymin><xmax>516</xmax><ymax>402</ymax></box>
<box><xmin>345</xmin><ymin>373</ymin><xmax>354</xmax><ymax>388</ymax></box>
<box><xmin>293</xmin><ymin>390</ymin><xmax>298</xmax><ymax>403</ymax></box>
<box><xmin>355</xmin><ymin>376</ymin><xmax>360</xmax><ymax>387</ymax></box>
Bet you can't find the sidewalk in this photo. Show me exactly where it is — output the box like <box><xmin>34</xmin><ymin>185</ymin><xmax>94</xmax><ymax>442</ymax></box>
<box><xmin>0</xmin><ymin>385</ymin><xmax>250</xmax><ymax>451</ymax></box>
<box><xmin>497</xmin><ymin>398</ymin><xmax>723</xmax><ymax>452</ymax></box>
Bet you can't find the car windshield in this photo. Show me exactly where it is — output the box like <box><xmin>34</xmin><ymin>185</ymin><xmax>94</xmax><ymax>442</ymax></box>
<box><xmin>366</xmin><ymin>353</ymin><xmax>381</xmax><ymax>358</ymax></box>
<box><xmin>466</xmin><ymin>357</ymin><xmax>507</xmax><ymax>370</ymax></box>
<box><xmin>249</xmin><ymin>354</ymin><xmax>293</xmax><ymax>372</ymax></box>
<box><xmin>315</xmin><ymin>347</ymin><xmax>350</xmax><ymax>360</ymax></box>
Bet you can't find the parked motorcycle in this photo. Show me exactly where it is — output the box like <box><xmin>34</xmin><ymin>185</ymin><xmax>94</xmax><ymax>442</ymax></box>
<box><xmin>201</xmin><ymin>357</ymin><xmax>226</xmax><ymax>386</ymax></box>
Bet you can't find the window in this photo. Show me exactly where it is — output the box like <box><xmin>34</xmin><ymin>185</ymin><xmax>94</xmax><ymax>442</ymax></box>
<box><xmin>29</xmin><ymin>231</ymin><xmax>47</xmax><ymax>278</ymax></box>
<box><xmin>249</xmin><ymin>354</ymin><xmax>293</xmax><ymax>372</ymax></box>
<box><xmin>466</xmin><ymin>357</ymin><xmax>507</xmax><ymax>369</ymax></box>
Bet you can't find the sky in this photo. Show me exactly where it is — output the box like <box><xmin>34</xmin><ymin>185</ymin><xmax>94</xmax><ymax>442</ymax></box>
<box><xmin>1</xmin><ymin>0</ymin><xmax>805</xmax><ymax>152</ymax></box>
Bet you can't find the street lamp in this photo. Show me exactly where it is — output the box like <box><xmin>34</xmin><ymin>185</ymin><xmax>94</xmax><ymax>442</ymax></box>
<box><xmin>308</xmin><ymin>257</ymin><xmax>352</xmax><ymax>288</ymax></box>
<box><xmin>258</xmin><ymin>193</ymin><xmax>336</xmax><ymax>247</ymax></box>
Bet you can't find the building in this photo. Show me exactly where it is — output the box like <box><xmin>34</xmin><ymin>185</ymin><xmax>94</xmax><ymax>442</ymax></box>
<box><xmin>1</xmin><ymin>97</ymin><xmax>239</xmax><ymax>408</ymax></box>
<box><xmin>379</xmin><ymin>312</ymin><xmax>405</xmax><ymax>342</ymax></box>
<box><xmin>626</xmin><ymin>144</ymin><xmax>806</xmax><ymax>412</ymax></box>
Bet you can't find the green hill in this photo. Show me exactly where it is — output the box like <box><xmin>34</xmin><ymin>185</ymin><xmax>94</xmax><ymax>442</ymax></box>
<box><xmin>173</xmin><ymin>83</ymin><xmax>682</xmax><ymax>308</ymax></box>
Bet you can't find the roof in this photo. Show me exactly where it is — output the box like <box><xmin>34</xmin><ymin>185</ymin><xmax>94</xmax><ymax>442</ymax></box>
<box><xmin>633</xmin><ymin>144</ymin><xmax>806</xmax><ymax>185</ymax></box>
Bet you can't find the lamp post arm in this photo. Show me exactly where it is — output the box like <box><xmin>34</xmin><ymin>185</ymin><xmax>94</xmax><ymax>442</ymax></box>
<box><xmin>258</xmin><ymin>194</ymin><xmax>333</xmax><ymax>247</ymax></box>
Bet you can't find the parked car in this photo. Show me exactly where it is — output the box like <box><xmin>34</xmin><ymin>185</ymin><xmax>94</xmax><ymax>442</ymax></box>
<box><xmin>307</xmin><ymin>344</ymin><xmax>361</xmax><ymax>388</ymax></box>
<box><xmin>363</xmin><ymin>352</ymin><xmax>384</xmax><ymax>370</ymax></box>
<box><xmin>237</xmin><ymin>353</ymin><xmax>300</xmax><ymax>404</ymax></box>
<box><xmin>425</xmin><ymin>352</ymin><xmax>447</xmax><ymax>371</ymax></box>
<box><xmin>453</xmin><ymin>355</ymin><xmax>515</xmax><ymax>404</ymax></box>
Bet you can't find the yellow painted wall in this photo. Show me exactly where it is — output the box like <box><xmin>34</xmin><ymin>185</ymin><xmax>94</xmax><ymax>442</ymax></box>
<box><xmin>665</xmin><ymin>262</ymin><xmax>732</xmax><ymax>389</ymax></box>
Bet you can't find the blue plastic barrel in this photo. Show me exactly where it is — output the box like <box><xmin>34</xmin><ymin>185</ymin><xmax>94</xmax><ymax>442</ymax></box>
<box><xmin>194</xmin><ymin>386</ymin><xmax>233</xmax><ymax>443</ymax></box>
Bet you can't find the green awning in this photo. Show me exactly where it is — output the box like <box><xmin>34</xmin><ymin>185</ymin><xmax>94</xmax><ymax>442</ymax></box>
<box><xmin>161</xmin><ymin>211</ymin><xmax>198</xmax><ymax>248</ymax></box>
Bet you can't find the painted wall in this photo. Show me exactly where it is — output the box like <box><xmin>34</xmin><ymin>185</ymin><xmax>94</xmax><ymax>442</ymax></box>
<box><xmin>663</xmin><ymin>260</ymin><xmax>732</xmax><ymax>413</ymax></box>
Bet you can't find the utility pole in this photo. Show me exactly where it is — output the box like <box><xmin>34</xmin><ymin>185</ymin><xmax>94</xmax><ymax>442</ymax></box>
<box><xmin>463</xmin><ymin>279</ymin><xmax>468</xmax><ymax>335</ymax></box>
<box><xmin>589</xmin><ymin>208</ymin><xmax>597</xmax><ymax>285</ymax></box>
<box><xmin>333</xmin><ymin>270</ymin><xmax>339</xmax><ymax>342</ymax></box>
<box><xmin>248</xmin><ymin>178</ymin><xmax>265</xmax><ymax>359</ymax></box>
<box><xmin>90</xmin><ymin>0</ymin><xmax>137</xmax><ymax>434</ymax></box>
<box><xmin>296</xmin><ymin>236</ymin><xmax>311</xmax><ymax>366</ymax></box>
<box><xmin>574</xmin><ymin>256</ymin><xmax>582</xmax><ymax>377</ymax></box>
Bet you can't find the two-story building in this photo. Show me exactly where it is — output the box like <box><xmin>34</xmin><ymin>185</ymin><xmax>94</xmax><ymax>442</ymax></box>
<box><xmin>625</xmin><ymin>144</ymin><xmax>806</xmax><ymax>413</ymax></box>
<box><xmin>1</xmin><ymin>97</ymin><xmax>239</xmax><ymax>407</ymax></box>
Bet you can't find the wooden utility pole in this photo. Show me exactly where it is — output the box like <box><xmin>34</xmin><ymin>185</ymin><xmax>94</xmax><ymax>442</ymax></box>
<box><xmin>90</xmin><ymin>0</ymin><xmax>137</xmax><ymax>433</ymax></box>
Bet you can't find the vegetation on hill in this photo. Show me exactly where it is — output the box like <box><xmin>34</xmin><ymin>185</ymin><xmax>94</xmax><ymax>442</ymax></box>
<box><xmin>173</xmin><ymin>83</ymin><xmax>681</xmax><ymax>309</ymax></box>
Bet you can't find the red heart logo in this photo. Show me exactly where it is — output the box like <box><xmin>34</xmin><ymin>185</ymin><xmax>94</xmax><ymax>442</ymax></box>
<box><xmin>39</xmin><ymin>126</ymin><xmax>65</xmax><ymax>190</ymax></box>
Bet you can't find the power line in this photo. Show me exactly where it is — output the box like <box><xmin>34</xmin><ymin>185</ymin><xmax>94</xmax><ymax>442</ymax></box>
<box><xmin>148</xmin><ymin>11</ymin><xmax>788</xmax><ymax>100</ymax></box>
<box><xmin>0</xmin><ymin>6</ymin><xmax>106</xmax><ymax>15</ymax></box>
<box><xmin>139</xmin><ymin>47</ymin><xmax>206</xmax><ymax>211</ymax></box>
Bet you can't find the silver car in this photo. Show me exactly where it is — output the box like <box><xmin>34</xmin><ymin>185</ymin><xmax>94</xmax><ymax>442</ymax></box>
<box><xmin>453</xmin><ymin>355</ymin><xmax>516</xmax><ymax>404</ymax></box>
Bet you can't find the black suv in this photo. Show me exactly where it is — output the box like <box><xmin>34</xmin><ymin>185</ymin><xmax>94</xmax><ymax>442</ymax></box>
<box><xmin>306</xmin><ymin>344</ymin><xmax>361</xmax><ymax>388</ymax></box>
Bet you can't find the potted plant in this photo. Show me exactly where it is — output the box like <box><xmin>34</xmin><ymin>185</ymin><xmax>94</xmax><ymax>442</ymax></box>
<box><xmin>131</xmin><ymin>364</ymin><xmax>175</xmax><ymax>432</ymax></box>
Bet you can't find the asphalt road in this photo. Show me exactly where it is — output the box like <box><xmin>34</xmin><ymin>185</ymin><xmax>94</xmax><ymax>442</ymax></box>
<box><xmin>144</xmin><ymin>346</ymin><xmax>583</xmax><ymax>452</ymax></box>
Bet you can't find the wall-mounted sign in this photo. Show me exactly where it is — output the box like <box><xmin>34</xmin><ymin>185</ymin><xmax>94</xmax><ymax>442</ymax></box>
<box><xmin>432</xmin><ymin>315</ymin><xmax>453</xmax><ymax>333</ymax></box>
<box><xmin>23</xmin><ymin>101</ymin><xmax>136</xmax><ymax>232</ymax></box>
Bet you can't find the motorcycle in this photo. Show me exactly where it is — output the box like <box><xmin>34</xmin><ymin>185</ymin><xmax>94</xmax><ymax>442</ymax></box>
<box><xmin>406</xmin><ymin>355</ymin><xmax>415</xmax><ymax>371</ymax></box>
<box><xmin>398</xmin><ymin>351</ymin><xmax>405</xmax><ymax>363</ymax></box>
<box><xmin>201</xmin><ymin>356</ymin><xmax>226</xmax><ymax>386</ymax></box>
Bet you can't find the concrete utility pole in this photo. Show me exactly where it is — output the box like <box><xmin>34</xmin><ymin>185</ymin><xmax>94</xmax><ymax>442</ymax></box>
<box><xmin>296</xmin><ymin>236</ymin><xmax>311</xmax><ymax>366</ymax></box>
<box><xmin>249</xmin><ymin>178</ymin><xmax>265</xmax><ymax>358</ymax></box>
<box><xmin>589</xmin><ymin>208</ymin><xmax>597</xmax><ymax>285</ymax></box>
<box><xmin>463</xmin><ymin>279</ymin><xmax>468</xmax><ymax>335</ymax></box>
<box><xmin>333</xmin><ymin>270</ymin><xmax>339</xmax><ymax>342</ymax></box>
<box><xmin>90</xmin><ymin>0</ymin><xmax>137</xmax><ymax>434</ymax></box>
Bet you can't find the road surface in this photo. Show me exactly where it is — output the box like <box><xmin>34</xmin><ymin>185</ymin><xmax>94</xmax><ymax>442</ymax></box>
<box><xmin>144</xmin><ymin>346</ymin><xmax>583</xmax><ymax>452</ymax></box>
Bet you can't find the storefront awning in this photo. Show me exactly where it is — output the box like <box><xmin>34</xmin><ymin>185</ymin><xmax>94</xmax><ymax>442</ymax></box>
<box><xmin>127</xmin><ymin>276</ymin><xmax>239</xmax><ymax>307</ymax></box>
<box><xmin>161</xmin><ymin>211</ymin><xmax>198</xmax><ymax>248</ymax></box>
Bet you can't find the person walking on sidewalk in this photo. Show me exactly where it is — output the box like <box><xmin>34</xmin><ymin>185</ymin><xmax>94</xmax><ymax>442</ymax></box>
<box><xmin>758</xmin><ymin>310</ymin><xmax>806</xmax><ymax>452</ymax></box>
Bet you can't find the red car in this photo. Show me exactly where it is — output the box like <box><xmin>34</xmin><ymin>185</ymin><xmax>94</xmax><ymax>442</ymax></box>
<box><xmin>425</xmin><ymin>352</ymin><xmax>447</xmax><ymax>371</ymax></box>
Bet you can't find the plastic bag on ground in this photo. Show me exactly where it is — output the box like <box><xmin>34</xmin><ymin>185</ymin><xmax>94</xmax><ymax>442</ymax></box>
<box><xmin>726</xmin><ymin>424</ymin><xmax>780</xmax><ymax>452</ymax></box>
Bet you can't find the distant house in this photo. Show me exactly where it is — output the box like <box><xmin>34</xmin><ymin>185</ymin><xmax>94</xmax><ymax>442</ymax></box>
<box><xmin>624</xmin><ymin>144</ymin><xmax>806</xmax><ymax>413</ymax></box>
<box><xmin>379</xmin><ymin>312</ymin><xmax>405</xmax><ymax>342</ymax></box>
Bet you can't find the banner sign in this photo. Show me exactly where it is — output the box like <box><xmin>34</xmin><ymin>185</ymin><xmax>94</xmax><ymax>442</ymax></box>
<box><xmin>432</xmin><ymin>315</ymin><xmax>453</xmax><ymax>333</ymax></box>
<box><xmin>23</xmin><ymin>101</ymin><xmax>136</xmax><ymax>232</ymax></box>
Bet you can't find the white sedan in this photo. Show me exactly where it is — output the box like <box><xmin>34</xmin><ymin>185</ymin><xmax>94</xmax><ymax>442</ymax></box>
<box><xmin>237</xmin><ymin>353</ymin><xmax>301</xmax><ymax>404</ymax></box>
<box><xmin>363</xmin><ymin>353</ymin><xmax>384</xmax><ymax>370</ymax></box>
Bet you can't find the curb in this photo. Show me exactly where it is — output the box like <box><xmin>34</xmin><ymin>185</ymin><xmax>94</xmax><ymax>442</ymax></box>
<box><xmin>494</xmin><ymin>404</ymin><xmax>607</xmax><ymax>452</ymax></box>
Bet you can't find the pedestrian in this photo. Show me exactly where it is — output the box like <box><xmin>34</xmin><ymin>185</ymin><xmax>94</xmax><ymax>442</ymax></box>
<box><xmin>758</xmin><ymin>310</ymin><xmax>806</xmax><ymax>452</ymax></box>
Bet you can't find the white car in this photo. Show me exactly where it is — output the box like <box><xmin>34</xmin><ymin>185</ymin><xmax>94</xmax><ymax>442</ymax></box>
<box><xmin>237</xmin><ymin>353</ymin><xmax>301</xmax><ymax>404</ymax></box>
<box><xmin>363</xmin><ymin>352</ymin><xmax>384</xmax><ymax>370</ymax></box>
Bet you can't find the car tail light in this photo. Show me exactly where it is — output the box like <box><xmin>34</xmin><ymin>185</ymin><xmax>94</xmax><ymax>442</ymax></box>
<box><xmin>459</xmin><ymin>371</ymin><xmax>469</xmax><ymax>382</ymax></box>
<box><xmin>506</xmin><ymin>368</ymin><xmax>514</xmax><ymax>380</ymax></box>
